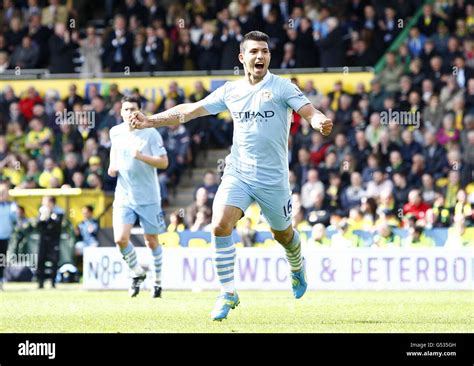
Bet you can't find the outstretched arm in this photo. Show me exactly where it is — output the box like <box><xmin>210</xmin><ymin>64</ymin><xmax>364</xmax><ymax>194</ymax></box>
<box><xmin>129</xmin><ymin>103</ymin><xmax>211</xmax><ymax>129</ymax></box>
<box><xmin>297</xmin><ymin>103</ymin><xmax>333</xmax><ymax>136</ymax></box>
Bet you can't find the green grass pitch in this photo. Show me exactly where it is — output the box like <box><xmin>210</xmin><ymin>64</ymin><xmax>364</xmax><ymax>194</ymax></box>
<box><xmin>1</xmin><ymin>283</ymin><xmax>472</xmax><ymax>333</ymax></box>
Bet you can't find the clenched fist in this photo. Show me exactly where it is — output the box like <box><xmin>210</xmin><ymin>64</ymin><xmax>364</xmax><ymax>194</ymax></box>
<box><xmin>319</xmin><ymin>117</ymin><xmax>333</xmax><ymax>136</ymax></box>
<box><xmin>129</xmin><ymin>111</ymin><xmax>153</xmax><ymax>129</ymax></box>
<box><xmin>312</xmin><ymin>115</ymin><xmax>333</xmax><ymax>136</ymax></box>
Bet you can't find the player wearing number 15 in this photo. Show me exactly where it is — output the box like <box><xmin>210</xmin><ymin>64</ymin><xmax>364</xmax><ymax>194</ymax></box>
<box><xmin>129</xmin><ymin>31</ymin><xmax>333</xmax><ymax>320</ymax></box>
<box><xmin>108</xmin><ymin>96</ymin><xmax>169</xmax><ymax>298</ymax></box>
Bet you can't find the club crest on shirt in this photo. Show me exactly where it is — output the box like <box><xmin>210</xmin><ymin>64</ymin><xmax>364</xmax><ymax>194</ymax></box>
<box><xmin>260</xmin><ymin>89</ymin><xmax>272</xmax><ymax>102</ymax></box>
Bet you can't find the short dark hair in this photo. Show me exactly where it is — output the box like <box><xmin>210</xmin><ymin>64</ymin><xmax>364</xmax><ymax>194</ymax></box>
<box><xmin>121</xmin><ymin>95</ymin><xmax>141</xmax><ymax>109</ymax></box>
<box><xmin>44</xmin><ymin>196</ymin><xmax>56</xmax><ymax>204</ymax></box>
<box><xmin>240</xmin><ymin>31</ymin><xmax>269</xmax><ymax>52</ymax></box>
<box><xmin>84</xmin><ymin>205</ymin><xmax>94</xmax><ymax>213</ymax></box>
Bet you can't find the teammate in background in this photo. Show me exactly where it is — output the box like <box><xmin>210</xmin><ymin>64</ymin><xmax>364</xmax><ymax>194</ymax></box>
<box><xmin>130</xmin><ymin>31</ymin><xmax>333</xmax><ymax>319</ymax></box>
<box><xmin>0</xmin><ymin>182</ymin><xmax>16</xmax><ymax>291</ymax></box>
<box><xmin>108</xmin><ymin>96</ymin><xmax>168</xmax><ymax>298</ymax></box>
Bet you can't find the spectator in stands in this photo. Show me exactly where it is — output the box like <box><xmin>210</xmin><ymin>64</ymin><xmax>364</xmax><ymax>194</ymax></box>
<box><xmin>48</xmin><ymin>23</ymin><xmax>79</xmax><ymax>74</ymax></box>
<box><xmin>0</xmin><ymin>51</ymin><xmax>9</xmax><ymax>73</ymax></box>
<box><xmin>326</xmin><ymin>172</ymin><xmax>343</xmax><ymax>212</ymax></box>
<box><xmin>350</xmin><ymin>129</ymin><xmax>370</xmax><ymax>170</ymax></box>
<box><xmin>422</xmin><ymin>130</ymin><xmax>447</xmax><ymax>179</ymax></box>
<box><xmin>25</xmin><ymin>118</ymin><xmax>53</xmax><ymax>159</ymax></box>
<box><xmin>38</xmin><ymin>157</ymin><xmax>64</xmax><ymax>188</ymax></box>
<box><xmin>407</xmin><ymin>26</ymin><xmax>426</xmax><ymax>58</ymax></box>
<box><xmin>186</xmin><ymin>187</ymin><xmax>211</xmax><ymax>228</ymax></box>
<box><xmin>25</xmin><ymin>14</ymin><xmax>51</xmax><ymax>68</ymax></box>
<box><xmin>400</xmin><ymin>130</ymin><xmax>423</xmax><ymax>164</ymax></box>
<box><xmin>307</xmin><ymin>223</ymin><xmax>330</xmax><ymax>246</ymax></box>
<box><xmin>19</xmin><ymin>86</ymin><xmax>43</xmax><ymax>121</ymax></box>
<box><xmin>197</xmin><ymin>21</ymin><xmax>221</xmax><ymax>70</ymax></box>
<box><xmin>318</xmin><ymin>151</ymin><xmax>339</xmax><ymax>185</ymax></box>
<box><xmin>173</xmin><ymin>28</ymin><xmax>197</xmax><ymax>71</ymax></box>
<box><xmin>442</xmin><ymin>169</ymin><xmax>462</xmax><ymax>210</ymax></box>
<box><xmin>436</xmin><ymin>114</ymin><xmax>460</xmax><ymax>149</ymax></box>
<box><xmin>341</xmin><ymin>171</ymin><xmax>366</xmax><ymax>210</ymax></box>
<box><xmin>306</xmin><ymin>191</ymin><xmax>330</xmax><ymax>226</ymax></box>
<box><xmin>417</xmin><ymin>4</ymin><xmax>440</xmax><ymax>37</ymax></box>
<box><xmin>280</xmin><ymin>42</ymin><xmax>296</xmax><ymax>69</ymax></box>
<box><xmin>365</xmin><ymin>112</ymin><xmax>383</xmax><ymax>148</ymax></box>
<box><xmin>300</xmin><ymin>169</ymin><xmax>324</xmax><ymax>210</ymax></box>
<box><xmin>379</xmin><ymin>51</ymin><xmax>404</xmax><ymax>94</ymax></box>
<box><xmin>464</xmin><ymin>79</ymin><xmax>474</xmax><ymax>114</ymax></box>
<box><xmin>366</xmin><ymin>169</ymin><xmax>393</xmax><ymax>199</ymax></box>
<box><xmin>10</xmin><ymin>35</ymin><xmax>39</xmax><ymax>69</ymax></box>
<box><xmin>141</xmin><ymin>26</ymin><xmax>164</xmax><ymax>71</ymax></box>
<box><xmin>79</xmin><ymin>25</ymin><xmax>103</xmax><ymax>77</ymax></box>
<box><xmin>453</xmin><ymin>55</ymin><xmax>474</xmax><ymax>89</ymax></box>
<box><xmin>157</xmin><ymin>81</ymin><xmax>185</xmax><ymax>111</ymax></box>
<box><xmin>74</xmin><ymin>205</ymin><xmax>99</xmax><ymax>270</ymax></box>
<box><xmin>445</xmin><ymin>214</ymin><xmax>474</xmax><ymax>248</ymax></box>
<box><xmin>103</xmin><ymin>14</ymin><xmax>134</xmax><ymax>73</ymax></box>
<box><xmin>308</xmin><ymin>132</ymin><xmax>329</xmax><ymax>167</ymax></box>
<box><xmin>19</xmin><ymin>159</ymin><xmax>40</xmax><ymax>188</ymax></box>
<box><xmin>5</xmin><ymin>16</ymin><xmax>26</xmax><ymax>53</ymax></box>
<box><xmin>195</xmin><ymin>170</ymin><xmax>219</xmax><ymax>206</ymax></box>
<box><xmin>238</xmin><ymin>217</ymin><xmax>256</xmax><ymax>247</ymax></box>
<box><xmin>41</xmin><ymin>0</ymin><xmax>68</xmax><ymax>29</ymax></box>
<box><xmin>421</xmin><ymin>173</ymin><xmax>436</xmax><ymax>205</ymax></box>
<box><xmin>104</xmin><ymin>83</ymin><xmax>123</xmax><ymax>110</ymax></box>
<box><xmin>403</xmin><ymin>189</ymin><xmax>430</xmax><ymax>221</ymax></box>
<box><xmin>4</xmin><ymin>122</ymin><xmax>25</xmax><ymax>159</ymax></box>
<box><xmin>454</xmin><ymin>189</ymin><xmax>473</xmax><ymax>225</ymax></box>
<box><xmin>63</xmin><ymin>84</ymin><xmax>84</xmax><ymax>112</ymax></box>
<box><xmin>220</xmin><ymin>18</ymin><xmax>243</xmax><ymax>70</ymax></box>
<box><xmin>385</xmin><ymin>149</ymin><xmax>407</xmax><ymax>179</ymax></box>
<box><xmin>373</xmin><ymin>222</ymin><xmax>401</xmax><ymax>247</ymax></box>
<box><xmin>427</xmin><ymin>55</ymin><xmax>448</xmax><ymax>92</ymax></box>
<box><xmin>84</xmin><ymin>155</ymin><xmax>103</xmax><ymax>180</ymax></box>
<box><xmin>71</xmin><ymin>171</ymin><xmax>86</xmax><ymax>188</ymax></box>
<box><xmin>333</xmin><ymin>218</ymin><xmax>364</xmax><ymax>248</ymax></box>
<box><xmin>423</xmin><ymin>94</ymin><xmax>445</xmax><ymax>132</ymax></box>
<box><xmin>86</xmin><ymin>172</ymin><xmax>102</xmax><ymax>190</ymax></box>
<box><xmin>167</xmin><ymin>210</ymin><xmax>186</xmax><ymax>232</ymax></box>
<box><xmin>91</xmin><ymin>96</ymin><xmax>108</xmax><ymax>129</ymax></box>
<box><xmin>404</xmin><ymin>225</ymin><xmax>435</xmax><ymax>247</ymax></box>
<box><xmin>392</xmin><ymin>172</ymin><xmax>410</xmax><ymax>211</ymax></box>
<box><xmin>317</xmin><ymin>17</ymin><xmax>345</xmax><ymax>68</ymax></box>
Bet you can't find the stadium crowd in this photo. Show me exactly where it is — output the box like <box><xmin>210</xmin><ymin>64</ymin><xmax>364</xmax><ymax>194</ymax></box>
<box><xmin>0</xmin><ymin>0</ymin><xmax>428</xmax><ymax>74</ymax></box>
<box><xmin>0</xmin><ymin>0</ymin><xmax>473</xmax><ymax>250</ymax></box>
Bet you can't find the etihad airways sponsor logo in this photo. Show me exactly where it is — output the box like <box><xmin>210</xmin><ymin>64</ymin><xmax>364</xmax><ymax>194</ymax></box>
<box><xmin>232</xmin><ymin>110</ymin><xmax>275</xmax><ymax>122</ymax></box>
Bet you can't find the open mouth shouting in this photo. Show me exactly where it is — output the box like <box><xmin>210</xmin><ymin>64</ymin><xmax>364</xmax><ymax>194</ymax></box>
<box><xmin>254</xmin><ymin>61</ymin><xmax>265</xmax><ymax>71</ymax></box>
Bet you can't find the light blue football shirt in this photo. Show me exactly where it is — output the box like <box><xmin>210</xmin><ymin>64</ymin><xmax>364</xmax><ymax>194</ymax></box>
<box><xmin>0</xmin><ymin>201</ymin><xmax>16</xmax><ymax>239</ymax></box>
<box><xmin>198</xmin><ymin>71</ymin><xmax>310</xmax><ymax>189</ymax></box>
<box><xmin>110</xmin><ymin>122</ymin><xmax>167</xmax><ymax>206</ymax></box>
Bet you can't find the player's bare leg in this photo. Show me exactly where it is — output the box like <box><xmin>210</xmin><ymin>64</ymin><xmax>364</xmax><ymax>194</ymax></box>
<box><xmin>210</xmin><ymin>204</ymin><xmax>243</xmax><ymax>321</ymax></box>
<box><xmin>144</xmin><ymin>234</ymin><xmax>162</xmax><ymax>298</ymax></box>
<box><xmin>271</xmin><ymin>224</ymin><xmax>307</xmax><ymax>299</ymax></box>
<box><xmin>113</xmin><ymin>222</ymin><xmax>146</xmax><ymax>297</ymax></box>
